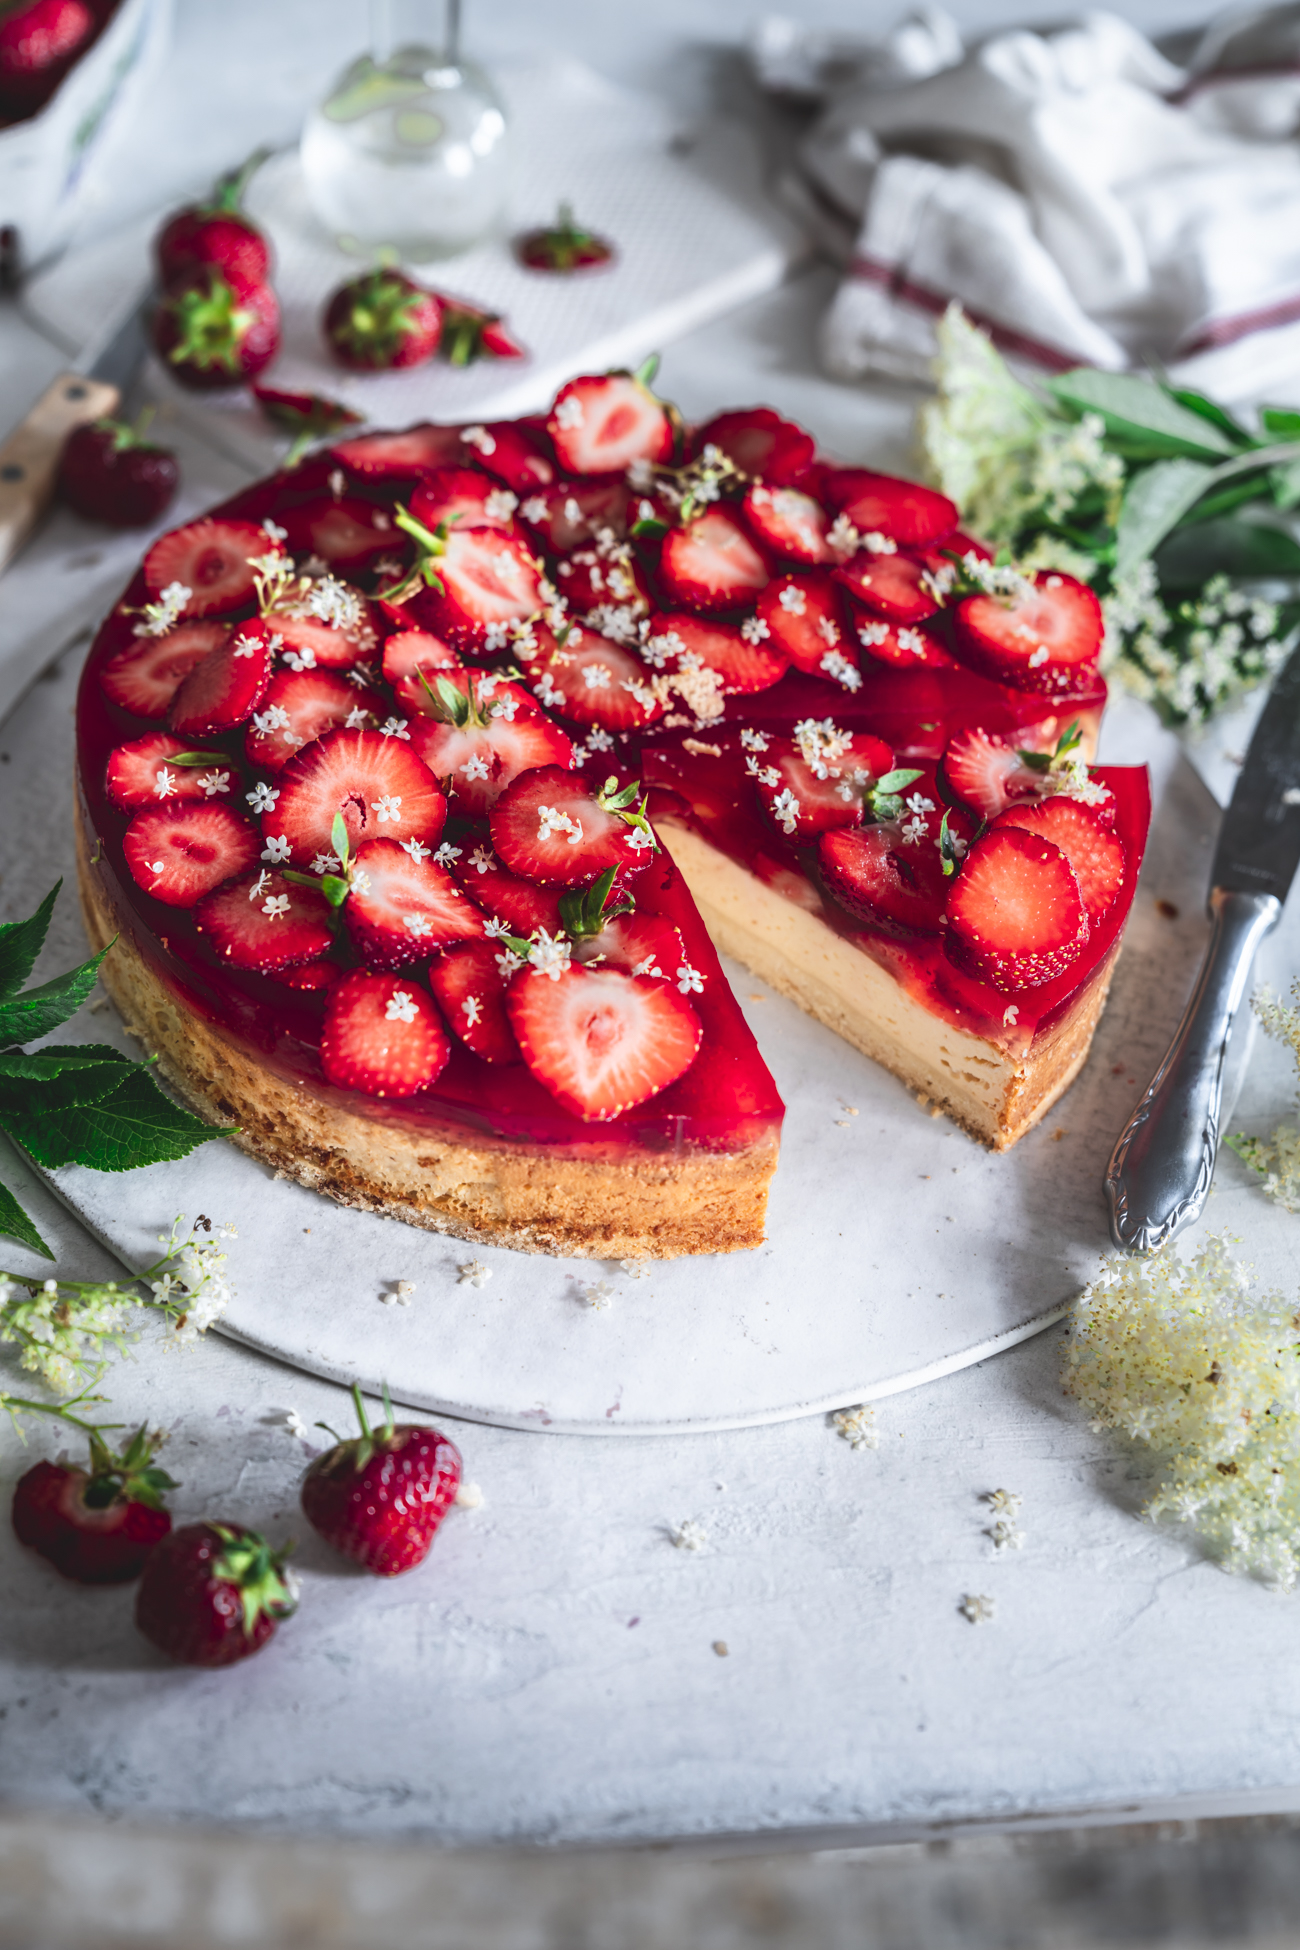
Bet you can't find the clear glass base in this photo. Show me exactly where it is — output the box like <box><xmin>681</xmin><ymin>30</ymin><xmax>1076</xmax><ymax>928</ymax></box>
<box><xmin>300</xmin><ymin>46</ymin><xmax>509</xmax><ymax>262</ymax></box>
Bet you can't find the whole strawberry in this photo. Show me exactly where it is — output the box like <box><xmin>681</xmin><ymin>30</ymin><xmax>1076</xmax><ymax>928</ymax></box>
<box><xmin>153</xmin><ymin>269</ymin><xmax>280</xmax><ymax>390</ymax></box>
<box><xmin>301</xmin><ymin>1385</ymin><xmax>461</xmax><ymax>1576</ymax></box>
<box><xmin>155</xmin><ymin>151</ymin><xmax>272</xmax><ymax>290</ymax></box>
<box><xmin>0</xmin><ymin>0</ymin><xmax>94</xmax><ymax>119</ymax></box>
<box><xmin>58</xmin><ymin>412</ymin><xmax>179</xmax><ymax>527</ymax></box>
<box><xmin>12</xmin><ymin>1423</ymin><xmax>175</xmax><ymax>1584</ymax></box>
<box><xmin>135</xmin><ymin>1522</ymin><xmax>296</xmax><ymax>1667</ymax></box>
<box><xmin>323</xmin><ymin>270</ymin><xmax>441</xmax><ymax>372</ymax></box>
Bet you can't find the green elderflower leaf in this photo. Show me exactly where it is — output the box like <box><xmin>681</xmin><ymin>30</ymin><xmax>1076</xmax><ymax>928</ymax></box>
<box><xmin>865</xmin><ymin>768</ymin><xmax>924</xmax><ymax>824</ymax></box>
<box><xmin>0</xmin><ymin>1178</ymin><xmax>51</xmax><ymax>1259</ymax></box>
<box><xmin>0</xmin><ymin>944</ymin><xmax>110</xmax><ymax>1049</ymax></box>
<box><xmin>3</xmin><ymin>1069</ymin><xmax>220</xmax><ymax>1174</ymax></box>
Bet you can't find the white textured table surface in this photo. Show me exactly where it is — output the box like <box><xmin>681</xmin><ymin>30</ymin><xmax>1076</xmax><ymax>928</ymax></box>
<box><xmin>3</xmin><ymin>0</ymin><xmax>1300</xmax><ymax>1852</ymax></box>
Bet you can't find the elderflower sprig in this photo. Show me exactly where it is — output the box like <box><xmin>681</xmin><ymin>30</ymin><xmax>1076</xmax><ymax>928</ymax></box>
<box><xmin>1062</xmin><ymin>1235</ymin><xmax>1300</xmax><ymax>1588</ymax></box>
<box><xmin>1227</xmin><ymin>984</ymin><xmax>1300</xmax><ymax>1212</ymax></box>
<box><xmin>0</xmin><ymin>1214</ymin><xmax>236</xmax><ymax>1426</ymax></box>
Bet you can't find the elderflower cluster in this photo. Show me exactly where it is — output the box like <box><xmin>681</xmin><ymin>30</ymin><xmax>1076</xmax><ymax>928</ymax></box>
<box><xmin>1227</xmin><ymin>985</ymin><xmax>1300</xmax><ymax>1212</ymax></box>
<box><xmin>919</xmin><ymin>305</ymin><xmax>1123</xmax><ymax>547</ymax></box>
<box><xmin>0</xmin><ymin>1215</ymin><xmax>236</xmax><ymax>1412</ymax></box>
<box><xmin>1103</xmin><ymin>565</ymin><xmax>1293</xmax><ymax>725</ymax></box>
<box><xmin>1063</xmin><ymin>1235</ymin><xmax>1300</xmax><ymax>1588</ymax></box>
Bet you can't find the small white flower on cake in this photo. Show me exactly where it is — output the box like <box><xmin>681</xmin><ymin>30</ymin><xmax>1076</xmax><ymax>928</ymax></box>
<box><xmin>380</xmin><ymin>717</ymin><xmax>410</xmax><ymax>741</ymax></box>
<box><xmin>371</xmin><ymin>794</ymin><xmax>402</xmax><ymax>823</ymax></box>
<box><xmin>861</xmin><ymin>530</ymin><xmax>897</xmax><ymax>555</ymax></box>
<box><xmin>262</xmin><ymin>894</ymin><xmax>291</xmax><ymax>921</ymax></box>
<box><xmin>484</xmin><ymin>488</ymin><xmax>518</xmax><ymax>520</ymax></box>
<box><xmin>282</xmin><ymin>647</ymin><xmax>317</xmax><ymax>672</ymax></box>
<box><xmin>430</xmin><ymin>841</ymin><xmax>458</xmax><ymax>865</ymax></box>
<box><xmin>820</xmin><ymin>652</ymin><xmax>861</xmax><ymax>690</ymax></box>
<box><xmin>582</xmin><ymin>664</ymin><xmax>613</xmax><ymax>690</ymax></box>
<box><xmin>897</xmin><ymin>629</ymin><xmax>926</xmax><ymax>656</ymax></box>
<box><xmin>534</xmin><ymin>672</ymin><xmax>566</xmax><ymax>710</ymax></box>
<box><xmin>344</xmin><ymin>706</ymin><xmax>369</xmax><ymax>730</ymax></box>
<box><xmin>583</xmin><ymin>1279</ymin><xmax>614</xmax><ymax>1310</ymax></box>
<box><xmin>739</xmin><ymin>728</ymin><xmax>769</xmax><ymax>753</ymax></box>
<box><xmin>741</xmin><ymin>615</ymin><xmax>771</xmax><ymax>645</ymax></box>
<box><xmin>482</xmin><ymin>916</ymin><xmax>509</xmax><ymax>939</ymax></box>
<box><xmin>676</xmin><ymin>963</ymin><xmax>704</xmax><ymax>995</ymax></box>
<box><xmin>527</xmin><ymin>930</ymin><xmax>572</xmax><ymax>980</ymax></box>
<box><xmin>858</xmin><ymin>620</ymin><xmax>890</xmax><ymax>648</ymax></box>
<box><xmin>827</xmin><ymin>514</ymin><xmax>860</xmax><ymax>559</ymax></box>
<box><xmin>462</xmin><ymin>424</ymin><xmax>496</xmax><ymax>455</ymax></box>
<box><xmin>642</xmin><ymin>630</ymin><xmax>684</xmax><ymax>670</ymax></box>
<box><xmin>310</xmin><ymin>853</ymin><xmax>340</xmax><ymax>876</ymax></box>
<box><xmin>153</xmin><ymin>767</ymin><xmax>176</xmax><ymax>798</ymax></box>
<box><xmin>482</xmin><ymin>621</ymin><xmax>511</xmax><ymax>653</ymax></box>
<box><xmin>537</xmin><ymin>805</ymin><xmax>583</xmax><ymax>846</ymax></box>
<box><xmin>252</xmin><ymin>706</ymin><xmax>291</xmax><ymax>737</ymax></box>
<box><xmin>468</xmin><ymin>846</ymin><xmax>494</xmax><ymax>874</ymax></box>
<box><xmin>231</xmin><ymin>633</ymin><xmax>261</xmax><ymax>660</ymax></box>
<box><xmin>386</xmin><ymin>989</ymin><xmax>419</xmax><ymax>1023</ymax></box>
<box><xmin>261</xmin><ymin>518</ymin><xmax>288</xmax><ymax>544</ymax></box>
<box><xmin>631</xmin><ymin>955</ymin><xmax>664</xmax><ymax>978</ymax></box>
<box><xmin>246</xmin><ymin>780</ymin><xmax>280</xmax><ymax>813</ymax></box>
<box><xmin>404</xmin><ymin>914</ymin><xmax>434</xmax><ymax>938</ymax></box>
<box><xmin>463</xmin><ymin>995</ymin><xmax>482</xmax><ymax>1027</ymax></box>
<box><xmin>132</xmin><ymin>582</ymin><xmax>191</xmax><ymax>636</ymax></box>
<box><xmin>669</xmin><ymin>1519</ymin><xmax>707</xmax><ymax>1553</ymax></box>
<box><xmin>959</xmin><ymin>1594</ymin><xmax>996</xmax><ymax>1624</ymax></box>
<box><xmin>350</xmin><ymin>870</ymin><xmax>372</xmax><ymax>897</ymax></box>
<box><xmin>262</xmin><ymin>835</ymin><xmax>291</xmax><ymax>863</ymax></box>
<box><xmin>554</xmin><ymin>395</ymin><xmax>585</xmax><ymax>430</ymax></box>
<box><xmin>199</xmin><ymin>771</ymin><xmax>231</xmax><ymax>797</ymax></box>
<box><xmin>458</xmin><ymin>1259</ymin><xmax>492</xmax><ymax>1287</ymax></box>
<box><xmin>520</xmin><ymin>495</ymin><xmax>548</xmax><ymax>524</ymax></box>
<box><xmin>624</xmin><ymin>826</ymin><xmax>656</xmax><ymax>851</ymax></box>
<box><xmin>247</xmin><ymin>870</ymin><xmax>272</xmax><ymax>902</ymax></box>
<box><xmin>1002</xmin><ymin>1004</ymin><xmax>1019</xmax><ymax>1027</ymax></box>
<box><xmin>816</xmin><ymin>615</ymin><xmax>841</xmax><ymax>647</ymax></box>
<box><xmin>148</xmin><ymin>860</ymin><xmax>165</xmax><ymax>876</ymax></box>
<box><xmin>778</xmin><ymin>583</ymin><xmax>807</xmax><ymax>616</ymax></box>
<box><xmin>585</xmin><ymin>727</ymin><xmax>614</xmax><ymax>754</ymax></box>
<box><xmin>771</xmin><ymin>788</ymin><xmax>801</xmax><ymax>834</ymax></box>
<box><xmin>462</xmin><ymin>754</ymin><xmax>490</xmax><ymax>782</ymax></box>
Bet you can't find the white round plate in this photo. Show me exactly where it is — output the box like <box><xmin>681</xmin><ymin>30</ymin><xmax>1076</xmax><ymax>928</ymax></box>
<box><xmin>12</xmin><ymin>643</ymin><xmax>1245</xmax><ymax>1434</ymax></box>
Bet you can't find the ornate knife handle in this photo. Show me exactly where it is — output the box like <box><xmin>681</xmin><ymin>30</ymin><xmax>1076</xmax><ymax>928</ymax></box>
<box><xmin>1105</xmin><ymin>887</ymin><xmax>1281</xmax><ymax>1253</ymax></box>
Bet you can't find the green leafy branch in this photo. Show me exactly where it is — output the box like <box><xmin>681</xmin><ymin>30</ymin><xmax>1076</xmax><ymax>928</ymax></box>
<box><xmin>0</xmin><ymin>884</ymin><xmax>225</xmax><ymax>1259</ymax></box>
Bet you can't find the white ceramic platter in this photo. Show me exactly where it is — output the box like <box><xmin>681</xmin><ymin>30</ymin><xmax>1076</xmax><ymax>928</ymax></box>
<box><xmin>10</xmin><ymin>646</ymin><xmax>1282</xmax><ymax>1435</ymax></box>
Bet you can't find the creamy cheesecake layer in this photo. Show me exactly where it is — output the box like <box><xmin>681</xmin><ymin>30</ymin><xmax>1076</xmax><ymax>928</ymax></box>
<box><xmin>77</xmin><ymin>811</ymin><xmax>777</xmax><ymax>1259</ymax></box>
<box><xmin>660</xmin><ymin>821</ymin><xmax>1119</xmax><ymax>1150</ymax></box>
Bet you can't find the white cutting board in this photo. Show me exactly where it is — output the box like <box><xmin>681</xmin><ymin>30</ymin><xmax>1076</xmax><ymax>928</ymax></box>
<box><xmin>21</xmin><ymin>56</ymin><xmax>806</xmax><ymax>472</ymax></box>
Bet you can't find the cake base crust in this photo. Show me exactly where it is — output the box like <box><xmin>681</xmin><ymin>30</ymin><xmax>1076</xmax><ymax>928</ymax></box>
<box><xmin>659</xmin><ymin>822</ymin><xmax>1117</xmax><ymax>1151</ymax></box>
<box><xmin>76</xmin><ymin>810</ymin><xmax>777</xmax><ymax>1260</ymax></box>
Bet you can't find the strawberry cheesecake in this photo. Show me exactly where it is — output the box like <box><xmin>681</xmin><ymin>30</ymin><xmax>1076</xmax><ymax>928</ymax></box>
<box><xmin>74</xmin><ymin>374</ymin><xmax>1149</xmax><ymax>1256</ymax></box>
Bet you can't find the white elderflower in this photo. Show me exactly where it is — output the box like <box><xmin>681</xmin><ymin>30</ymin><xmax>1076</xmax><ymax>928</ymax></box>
<box><xmin>826</xmin><ymin>514</ymin><xmax>860</xmax><ymax>560</ymax></box>
<box><xmin>959</xmin><ymin>1593</ymin><xmax>996</xmax><ymax>1624</ymax></box>
<box><xmin>380</xmin><ymin>717</ymin><xmax>410</xmax><ymax>741</ymax></box>
<box><xmin>153</xmin><ymin>766</ymin><xmax>176</xmax><ymax>798</ymax></box>
<box><xmin>461</xmin><ymin>423</ymin><xmax>496</xmax><ymax>455</ymax></box>
<box><xmin>554</xmin><ymin>395</ymin><xmax>585</xmax><ymax>430</ymax></box>
<box><xmin>770</xmin><ymin>787</ymin><xmax>801</xmax><ymax>834</ymax></box>
<box><xmin>261</xmin><ymin>834</ymin><xmax>291</xmax><ymax>864</ymax></box>
<box><xmin>252</xmin><ymin>706</ymin><xmax>291</xmax><ymax>737</ymax></box>
<box><xmin>458</xmin><ymin>1260</ymin><xmax>492</xmax><ymax>1288</ymax></box>
<box><xmin>262</xmin><ymin>894</ymin><xmax>291</xmax><ymax>921</ymax></box>
<box><xmin>462</xmin><ymin>995</ymin><xmax>482</xmax><ymax>1027</ymax></box>
<box><xmin>676</xmin><ymin>962</ymin><xmax>704</xmax><ymax>995</ymax></box>
<box><xmin>468</xmin><ymin>846</ymin><xmax>494</xmax><ymax>874</ymax></box>
<box><xmin>430</xmin><ymin>841</ymin><xmax>458</xmax><ymax>866</ymax></box>
<box><xmin>198</xmin><ymin>770</ymin><xmax>231</xmax><ymax>797</ymax></box>
<box><xmin>521</xmin><ymin>495</ymin><xmax>548</xmax><ymax>524</ymax></box>
<box><xmin>860</xmin><ymin>530</ymin><xmax>897</xmax><ymax>556</ymax></box>
<box><xmin>462</xmin><ymin>754</ymin><xmax>490</xmax><ymax>783</ymax></box>
<box><xmin>247</xmin><ymin>870</ymin><xmax>271</xmax><ymax>902</ymax></box>
<box><xmin>820</xmin><ymin>651</ymin><xmax>861</xmax><ymax>691</ymax></box>
<box><xmin>485</xmin><ymin>488</ymin><xmax>518</xmax><ymax>520</ymax></box>
<box><xmin>537</xmin><ymin>805</ymin><xmax>583</xmax><ymax>846</ymax></box>
<box><xmin>404</xmin><ymin>914</ymin><xmax>434</xmax><ymax>938</ymax></box>
<box><xmin>385</xmin><ymin>989</ymin><xmax>419</xmax><ymax>1023</ymax></box>
<box><xmin>739</xmin><ymin>728</ymin><xmax>769</xmax><ymax>753</ymax></box>
<box><xmin>282</xmin><ymin>647</ymin><xmax>317</xmax><ymax>672</ymax></box>
<box><xmin>527</xmin><ymin>930</ymin><xmax>572</xmax><ymax>980</ymax></box>
<box><xmin>741</xmin><ymin>615</ymin><xmax>771</xmax><ymax>645</ymax></box>
<box><xmin>669</xmin><ymin>1519</ymin><xmax>707</xmax><ymax>1553</ymax></box>
<box><xmin>778</xmin><ymin>583</ymin><xmax>807</xmax><ymax>616</ymax></box>
<box><xmin>371</xmin><ymin>794</ymin><xmax>402</xmax><ymax>823</ymax></box>
<box><xmin>832</xmin><ymin>1404</ymin><xmax>879</xmax><ymax>1450</ymax></box>
<box><xmin>246</xmin><ymin>780</ymin><xmax>280</xmax><ymax>813</ymax></box>
<box><xmin>131</xmin><ymin>581</ymin><xmax>191</xmax><ymax>637</ymax></box>
<box><xmin>583</xmin><ymin>1279</ymin><xmax>614</xmax><ymax>1311</ymax></box>
<box><xmin>793</xmin><ymin>717</ymin><xmax>852</xmax><ymax>776</ymax></box>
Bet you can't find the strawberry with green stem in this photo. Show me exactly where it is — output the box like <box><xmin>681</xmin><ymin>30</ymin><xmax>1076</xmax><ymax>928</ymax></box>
<box><xmin>517</xmin><ymin>202</ymin><xmax>613</xmax><ymax>273</ymax></box>
<box><xmin>152</xmin><ymin>269</ymin><xmax>280</xmax><ymax>391</ymax></box>
<box><xmin>156</xmin><ymin>150</ymin><xmax>273</xmax><ymax>290</ymax></box>
<box><xmin>12</xmin><ymin>1417</ymin><xmax>176</xmax><ymax>1584</ymax></box>
<box><xmin>301</xmin><ymin>1382</ymin><xmax>461</xmax><ymax>1576</ymax></box>
<box><xmin>252</xmin><ymin>386</ymin><xmax>363</xmax><ymax>469</ymax></box>
<box><xmin>136</xmin><ymin>1522</ymin><xmax>297</xmax><ymax>1667</ymax></box>
<box><xmin>58</xmin><ymin>409</ymin><xmax>179</xmax><ymax>528</ymax></box>
<box><xmin>323</xmin><ymin>269</ymin><xmax>442</xmax><ymax>372</ymax></box>
<box><xmin>433</xmin><ymin>295</ymin><xmax>525</xmax><ymax>366</ymax></box>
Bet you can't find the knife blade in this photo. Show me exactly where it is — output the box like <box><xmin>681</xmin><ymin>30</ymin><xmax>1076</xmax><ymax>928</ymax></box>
<box><xmin>0</xmin><ymin>283</ymin><xmax>153</xmax><ymax>576</ymax></box>
<box><xmin>1105</xmin><ymin>637</ymin><xmax>1300</xmax><ymax>1252</ymax></box>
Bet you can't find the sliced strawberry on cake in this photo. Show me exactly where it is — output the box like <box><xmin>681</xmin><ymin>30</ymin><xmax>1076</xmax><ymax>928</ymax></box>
<box><xmin>106</xmin><ymin>733</ymin><xmax>235</xmax><ymax>810</ymax></box>
<box><xmin>515</xmin><ymin>479</ymin><xmax>630</xmax><ymax>552</ymax></box>
<box><xmin>690</xmin><ymin>409</ymin><xmax>814</xmax><ymax>487</ymax></box>
<box><xmin>449</xmin><ymin>845</ymin><xmax>563</xmax><ymax>936</ymax></box>
<box><xmin>258</xmin><ymin>573</ymin><xmax>380</xmax><ymax>670</ymax></box>
<box><xmin>755</xmin><ymin>572</ymin><xmax>857</xmax><ymax>684</ymax></box>
<box><xmin>547</xmin><ymin>371</ymin><xmax>674</xmax><ymax>475</ymax></box>
<box><xmin>752</xmin><ymin>722</ymin><xmax>898</xmax><ymax>843</ymax></box>
<box><xmin>393</xmin><ymin>518</ymin><xmax>545</xmax><ymax>655</ymax></box>
<box><xmin>991</xmin><ymin>798</ymin><xmax>1125</xmax><ymax>926</ymax></box>
<box><xmin>645</xmin><ymin>612</ymin><xmax>788</xmax><ymax>700</ymax></box>
<box><xmin>245</xmin><ymin>669</ymin><xmax>383</xmax><ymax>770</ymax></box>
<box><xmin>506</xmin><ymin>963</ymin><xmax>703</xmax><ymax>1122</ymax></box>
<box><xmin>516</xmin><ymin>621</ymin><xmax>664</xmax><ymax>731</ymax></box>
<box><xmin>331</xmin><ymin>423</ymin><xmax>470</xmax><ymax>479</ymax></box>
<box><xmin>408</xmin><ymin>467</ymin><xmax>523</xmax><ymax>536</ymax></box>
<box><xmin>834</xmin><ymin>549</ymin><xmax>939</xmax><ymax>626</ymax></box>
<box><xmin>195</xmin><ymin>868</ymin><xmax>336</xmax><ymax>970</ymax></box>
<box><xmin>461</xmin><ymin>421</ymin><xmax>556</xmax><ymax>492</ymax></box>
<box><xmin>267</xmin><ymin>728</ymin><xmax>447</xmax><ymax>865</ymax></box>
<box><xmin>342</xmin><ymin>838</ymin><xmax>487</xmax><ymax>968</ymax></box>
<box><xmin>742</xmin><ymin>485</ymin><xmax>834</xmax><ymax>566</ymax></box>
<box><xmin>143</xmin><ymin>519</ymin><xmax>277</xmax><ymax>617</ymax></box>
<box><xmin>944</xmin><ymin>827</ymin><xmax>1089</xmax><ymax>990</ymax></box>
<box><xmin>100</xmin><ymin>623</ymin><xmax>230</xmax><ymax>720</ymax></box>
<box><xmin>489</xmin><ymin>766</ymin><xmax>657</xmax><ymax>886</ymax></box>
<box><xmin>169</xmin><ymin>625</ymin><xmax>274</xmax><ymax>736</ymax></box>
<box><xmin>952</xmin><ymin>570</ymin><xmax>1103</xmax><ymax>695</ymax></box>
<box><xmin>855</xmin><ymin>615</ymin><xmax>959</xmax><ymax>672</ymax></box>
<box><xmin>427</xmin><ymin>940</ymin><xmax>520</xmax><ymax>1064</ymax></box>
<box><xmin>382</xmin><ymin>629</ymin><xmax>462</xmax><ymax>715</ymax></box>
<box><xmin>284</xmin><ymin>498</ymin><xmax>401</xmax><ymax>572</ymax></box>
<box><xmin>562</xmin><ymin>873</ymin><xmax>688</xmax><ymax>981</ymax></box>
<box><xmin>820</xmin><ymin>469</ymin><xmax>958</xmax><ymax>547</ymax></box>
<box><xmin>122</xmin><ymin>802</ymin><xmax>261</xmax><ymax>907</ymax></box>
<box><xmin>320</xmin><ymin>971</ymin><xmax>450</xmax><ymax>1098</ymax></box>
<box><xmin>658</xmin><ymin>507</ymin><xmax>770</xmax><ymax>614</ymax></box>
<box><xmin>407</xmin><ymin>675</ymin><xmax>572</xmax><ymax>813</ymax></box>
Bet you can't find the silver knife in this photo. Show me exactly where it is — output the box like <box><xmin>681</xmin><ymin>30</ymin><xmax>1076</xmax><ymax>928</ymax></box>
<box><xmin>1105</xmin><ymin>639</ymin><xmax>1300</xmax><ymax>1252</ymax></box>
<box><xmin>0</xmin><ymin>285</ymin><xmax>153</xmax><ymax>576</ymax></box>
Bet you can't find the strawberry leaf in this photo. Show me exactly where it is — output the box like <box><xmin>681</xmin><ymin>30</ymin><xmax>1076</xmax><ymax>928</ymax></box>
<box><xmin>2</xmin><ymin>1068</ymin><xmax>222</xmax><ymax>1173</ymax></box>
<box><xmin>0</xmin><ymin>1176</ymin><xmax>53</xmax><ymax>1259</ymax></box>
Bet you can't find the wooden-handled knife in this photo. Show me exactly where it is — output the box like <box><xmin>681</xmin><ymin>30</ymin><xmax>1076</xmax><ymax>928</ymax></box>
<box><xmin>0</xmin><ymin>289</ymin><xmax>152</xmax><ymax>575</ymax></box>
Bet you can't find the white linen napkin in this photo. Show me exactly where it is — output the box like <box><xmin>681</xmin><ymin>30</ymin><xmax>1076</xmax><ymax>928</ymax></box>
<box><xmin>757</xmin><ymin>5</ymin><xmax>1300</xmax><ymax>404</ymax></box>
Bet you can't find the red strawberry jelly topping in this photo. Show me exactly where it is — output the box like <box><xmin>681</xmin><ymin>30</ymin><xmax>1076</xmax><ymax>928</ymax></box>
<box><xmin>143</xmin><ymin>519</ymin><xmax>271</xmax><ymax>617</ymax></box>
<box><xmin>320</xmin><ymin>970</ymin><xmax>450</xmax><ymax>1098</ymax></box>
<box><xmin>428</xmin><ymin>940</ymin><xmax>521</xmax><ymax>1064</ymax></box>
<box><xmin>944</xmin><ymin>826</ymin><xmax>1089</xmax><ymax>991</ymax></box>
<box><xmin>281</xmin><ymin>498</ymin><xmax>400</xmax><ymax>572</ymax></box>
<box><xmin>195</xmin><ymin>869</ymin><xmax>335</xmax><ymax>971</ymax></box>
<box><xmin>101</xmin><ymin>621</ymin><xmax>229</xmax><ymax>720</ymax></box>
<box><xmin>122</xmin><ymin>802</ymin><xmax>261</xmax><ymax>908</ymax></box>
<box><xmin>267</xmin><ymin>727</ymin><xmax>447</xmax><ymax>865</ymax></box>
<box><xmin>490</xmin><ymin>766</ymin><xmax>656</xmax><ymax>887</ymax></box>
<box><xmin>506</xmin><ymin>964</ymin><xmax>703</xmax><ymax>1122</ymax></box>
<box><xmin>409</xmin><ymin>467</ymin><xmax>522</xmax><ymax>536</ymax></box>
